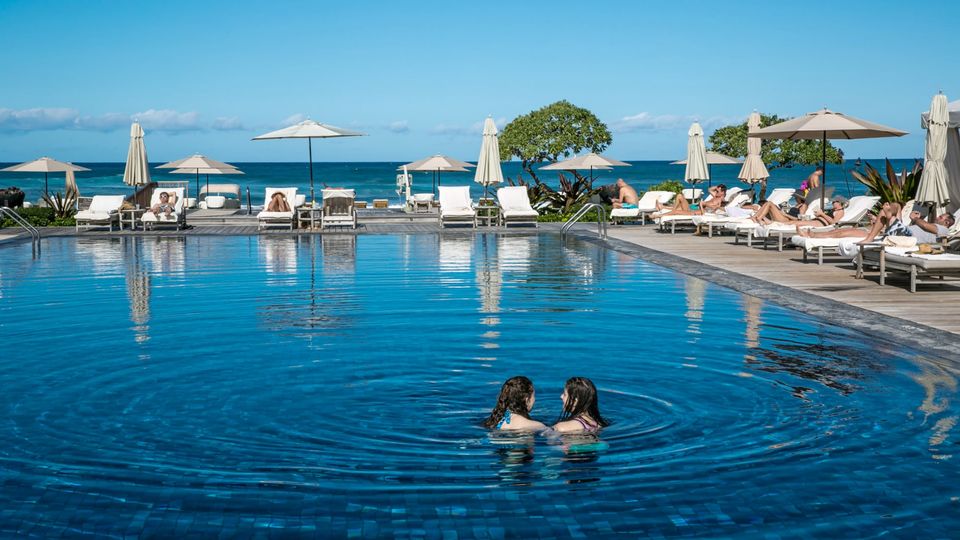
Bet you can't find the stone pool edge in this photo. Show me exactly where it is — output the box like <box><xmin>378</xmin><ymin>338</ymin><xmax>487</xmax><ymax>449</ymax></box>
<box><xmin>575</xmin><ymin>231</ymin><xmax>960</xmax><ymax>362</ymax></box>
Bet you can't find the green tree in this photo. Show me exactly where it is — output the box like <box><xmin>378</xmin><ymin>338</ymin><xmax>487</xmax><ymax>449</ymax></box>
<box><xmin>499</xmin><ymin>100</ymin><xmax>612</xmax><ymax>185</ymax></box>
<box><xmin>708</xmin><ymin>113</ymin><xmax>844</xmax><ymax>199</ymax></box>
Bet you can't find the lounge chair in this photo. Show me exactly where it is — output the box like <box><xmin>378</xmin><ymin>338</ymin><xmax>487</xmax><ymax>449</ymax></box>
<box><xmin>734</xmin><ymin>198</ymin><xmax>825</xmax><ymax>250</ymax></box>
<box><xmin>75</xmin><ymin>195</ymin><xmax>125</xmax><ymax>231</ymax></box>
<box><xmin>757</xmin><ymin>196</ymin><xmax>879</xmax><ymax>254</ymax></box>
<box><xmin>257</xmin><ymin>187</ymin><xmax>299</xmax><ymax>230</ymax></box>
<box><xmin>438</xmin><ymin>186</ymin><xmax>477</xmax><ymax>228</ymax></box>
<box><xmin>863</xmin><ymin>244</ymin><xmax>960</xmax><ymax>292</ymax></box>
<box><xmin>610</xmin><ymin>190</ymin><xmax>675</xmax><ymax>225</ymax></box>
<box><xmin>786</xmin><ymin>196</ymin><xmax>885</xmax><ymax>263</ymax></box>
<box><xmin>199</xmin><ymin>184</ymin><xmax>241</xmax><ymax>209</ymax></box>
<box><xmin>141</xmin><ymin>187</ymin><xmax>186</xmax><ymax>230</ymax></box>
<box><xmin>698</xmin><ymin>188</ymin><xmax>797</xmax><ymax>238</ymax></box>
<box><xmin>321</xmin><ymin>188</ymin><xmax>357</xmax><ymax>229</ymax></box>
<box><xmin>655</xmin><ymin>190</ymin><xmax>749</xmax><ymax>234</ymax></box>
<box><xmin>497</xmin><ymin>186</ymin><xmax>539</xmax><ymax>227</ymax></box>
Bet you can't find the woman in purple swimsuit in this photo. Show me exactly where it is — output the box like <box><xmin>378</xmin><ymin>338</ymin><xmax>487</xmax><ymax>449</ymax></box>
<box><xmin>552</xmin><ymin>377</ymin><xmax>609</xmax><ymax>433</ymax></box>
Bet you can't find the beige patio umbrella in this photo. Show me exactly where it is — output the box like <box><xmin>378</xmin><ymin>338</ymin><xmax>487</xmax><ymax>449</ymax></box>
<box><xmin>683</xmin><ymin>122</ymin><xmax>710</xmax><ymax>186</ymax></box>
<box><xmin>253</xmin><ymin>119</ymin><xmax>366</xmax><ymax>203</ymax></box>
<box><xmin>474</xmin><ymin>118</ymin><xmax>504</xmax><ymax>200</ymax></box>
<box><xmin>123</xmin><ymin>122</ymin><xmax>151</xmax><ymax>199</ymax></box>
<box><xmin>750</xmin><ymin>108</ymin><xmax>907</xmax><ymax>208</ymax></box>
<box><xmin>402</xmin><ymin>154</ymin><xmax>474</xmax><ymax>195</ymax></box>
<box><xmin>539</xmin><ymin>152</ymin><xmax>630</xmax><ymax>182</ymax></box>
<box><xmin>738</xmin><ymin>111</ymin><xmax>770</xmax><ymax>186</ymax></box>
<box><xmin>672</xmin><ymin>150</ymin><xmax>741</xmax><ymax>188</ymax></box>
<box><xmin>917</xmin><ymin>93</ymin><xmax>951</xmax><ymax>215</ymax></box>
<box><xmin>157</xmin><ymin>154</ymin><xmax>239</xmax><ymax>200</ymax></box>
<box><xmin>1</xmin><ymin>157</ymin><xmax>90</xmax><ymax>198</ymax></box>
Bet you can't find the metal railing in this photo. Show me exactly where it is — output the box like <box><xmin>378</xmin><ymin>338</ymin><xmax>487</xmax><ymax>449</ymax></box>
<box><xmin>560</xmin><ymin>203</ymin><xmax>608</xmax><ymax>238</ymax></box>
<box><xmin>0</xmin><ymin>207</ymin><xmax>41</xmax><ymax>257</ymax></box>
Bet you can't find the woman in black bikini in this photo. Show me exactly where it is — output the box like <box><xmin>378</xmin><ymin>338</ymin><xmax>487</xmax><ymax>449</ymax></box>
<box><xmin>552</xmin><ymin>377</ymin><xmax>609</xmax><ymax>434</ymax></box>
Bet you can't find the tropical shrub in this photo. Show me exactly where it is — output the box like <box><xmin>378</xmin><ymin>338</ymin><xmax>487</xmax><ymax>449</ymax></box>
<box><xmin>646</xmin><ymin>180</ymin><xmax>684</xmax><ymax>194</ymax></box>
<box><xmin>41</xmin><ymin>191</ymin><xmax>78</xmax><ymax>220</ymax></box>
<box><xmin>0</xmin><ymin>207</ymin><xmax>75</xmax><ymax>228</ymax></box>
<box><xmin>852</xmin><ymin>159</ymin><xmax>922</xmax><ymax>204</ymax></box>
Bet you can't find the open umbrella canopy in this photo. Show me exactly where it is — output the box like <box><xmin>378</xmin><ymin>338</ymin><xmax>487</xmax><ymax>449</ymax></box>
<box><xmin>539</xmin><ymin>152</ymin><xmax>630</xmax><ymax>170</ymax></box>
<box><xmin>402</xmin><ymin>155</ymin><xmax>474</xmax><ymax>195</ymax></box>
<box><xmin>2</xmin><ymin>156</ymin><xmax>90</xmax><ymax>197</ymax></box>
<box><xmin>917</xmin><ymin>93</ymin><xmax>951</xmax><ymax>213</ymax></box>
<box><xmin>157</xmin><ymin>154</ymin><xmax>237</xmax><ymax>170</ymax></box>
<box><xmin>738</xmin><ymin>111</ymin><xmax>770</xmax><ymax>185</ymax></box>
<box><xmin>672</xmin><ymin>151</ymin><xmax>742</xmax><ymax>165</ymax></box>
<box><xmin>683</xmin><ymin>123</ymin><xmax>710</xmax><ymax>185</ymax></box>
<box><xmin>253</xmin><ymin>120</ymin><xmax>366</xmax><ymax>203</ymax></box>
<box><xmin>750</xmin><ymin>108</ymin><xmax>907</xmax><ymax>207</ymax></box>
<box><xmin>170</xmin><ymin>167</ymin><xmax>244</xmax><ymax>175</ymax></box>
<box><xmin>474</xmin><ymin>118</ymin><xmax>504</xmax><ymax>199</ymax></box>
<box><xmin>123</xmin><ymin>122</ymin><xmax>151</xmax><ymax>189</ymax></box>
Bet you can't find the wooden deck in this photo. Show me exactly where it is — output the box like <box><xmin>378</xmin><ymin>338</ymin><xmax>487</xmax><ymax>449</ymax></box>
<box><xmin>596</xmin><ymin>224</ymin><xmax>960</xmax><ymax>338</ymax></box>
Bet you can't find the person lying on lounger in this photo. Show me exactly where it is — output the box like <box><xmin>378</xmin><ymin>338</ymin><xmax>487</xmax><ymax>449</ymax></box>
<box><xmin>749</xmin><ymin>192</ymin><xmax>814</xmax><ymax>224</ymax></box>
<box><xmin>267</xmin><ymin>191</ymin><xmax>291</xmax><ymax>212</ymax></box>
<box><xmin>756</xmin><ymin>196</ymin><xmax>847</xmax><ymax>228</ymax></box>
<box><xmin>611</xmin><ymin>179</ymin><xmax>639</xmax><ymax>209</ymax></box>
<box><xmin>796</xmin><ymin>202</ymin><xmax>908</xmax><ymax>242</ymax></box>
<box><xmin>655</xmin><ymin>184</ymin><xmax>727</xmax><ymax>216</ymax></box>
<box><xmin>149</xmin><ymin>191</ymin><xmax>177</xmax><ymax>218</ymax></box>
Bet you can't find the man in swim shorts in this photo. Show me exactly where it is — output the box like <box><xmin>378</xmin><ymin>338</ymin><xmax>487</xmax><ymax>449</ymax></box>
<box><xmin>611</xmin><ymin>179</ymin><xmax>639</xmax><ymax>209</ymax></box>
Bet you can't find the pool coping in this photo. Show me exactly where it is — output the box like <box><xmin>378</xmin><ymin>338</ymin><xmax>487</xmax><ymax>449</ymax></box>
<box><xmin>570</xmin><ymin>230</ymin><xmax>960</xmax><ymax>362</ymax></box>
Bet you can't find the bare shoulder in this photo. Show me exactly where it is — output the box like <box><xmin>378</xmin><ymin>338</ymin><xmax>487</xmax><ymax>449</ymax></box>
<box><xmin>551</xmin><ymin>420</ymin><xmax>583</xmax><ymax>433</ymax></box>
<box><xmin>502</xmin><ymin>415</ymin><xmax>547</xmax><ymax>432</ymax></box>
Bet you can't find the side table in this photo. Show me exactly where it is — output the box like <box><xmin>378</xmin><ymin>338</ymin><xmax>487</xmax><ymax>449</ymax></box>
<box><xmin>476</xmin><ymin>204</ymin><xmax>501</xmax><ymax>227</ymax></box>
<box><xmin>297</xmin><ymin>207</ymin><xmax>322</xmax><ymax>229</ymax></box>
<box><xmin>120</xmin><ymin>208</ymin><xmax>145</xmax><ymax>231</ymax></box>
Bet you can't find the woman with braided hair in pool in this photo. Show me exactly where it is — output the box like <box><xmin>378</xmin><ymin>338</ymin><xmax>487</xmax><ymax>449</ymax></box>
<box><xmin>552</xmin><ymin>377</ymin><xmax>610</xmax><ymax>434</ymax></box>
<box><xmin>483</xmin><ymin>376</ymin><xmax>547</xmax><ymax>431</ymax></box>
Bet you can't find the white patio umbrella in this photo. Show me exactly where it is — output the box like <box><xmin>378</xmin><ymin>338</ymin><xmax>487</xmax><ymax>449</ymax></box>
<box><xmin>402</xmin><ymin>154</ymin><xmax>474</xmax><ymax>196</ymax></box>
<box><xmin>672</xmin><ymin>150</ymin><xmax>741</xmax><ymax>188</ymax></box>
<box><xmin>917</xmin><ymin>93</ymin><xmax>951</xmax><ymax>215</ymax></box>
<box><xmin>683</xmin><ymin>122</ymin><xmax>710</xmax><ymax>186</ymax></box>
<box><xmin>1</xmin><ymin>157</ymin><xmax>90</xmax><ymax>198</ymax></box>
<box><xmin>157</xmin><ymin>154</ymin><xmax>240</xmax><ymax>201</ymax></box>
<box><xmin>750</xmin><ymin>108</ymin><xmax>907</xmax><ymax>208</ymax></box>
<box><xmin>474</xmin><ymin>117</ymin><xmax>504</xmax><ymax>200</ymax></box>
<box><xmin>253</xmin><ymin>120</ymin><xmax>366</xmax><ymax>203</ymax></box>
<box><xmin>738</xmin><ymin>111</ymin><xmax>770</xmax><ymax>187</ymax></box>
<box><xmin>123</xmin><ymin>122</ymin><xmax>151</xmax><ymax>200</ymax></box>
<box><xmin>539</xmin><ymin>152</ymin><xmax>630</xmax><ymax>182</ymax></box>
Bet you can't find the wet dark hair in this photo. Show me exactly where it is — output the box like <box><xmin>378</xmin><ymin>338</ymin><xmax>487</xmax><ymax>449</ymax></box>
<box><xmin>815</xmin><ymin>166</ymin><xmax>824</xmax><ymax>172</ymax></box>
<box><xmin>483</xmin><ymin>376</ymin><xmax>534</xmax><ymax>428</ymax></box>
<box><xmin>716</xmin><ymin>184</ymin><xmax>727</xmax><ymax>192</ymax></box>
<box><xmin>557</xmin><ymin>377</ymin><xmax>609</xmax><ymax>427</ymax></box>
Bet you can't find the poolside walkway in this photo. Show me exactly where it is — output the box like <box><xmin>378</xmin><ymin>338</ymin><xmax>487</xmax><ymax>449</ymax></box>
<box><xmin>590</xmin><ymin>223</ymin><xmax>960</xmax><ymax>338</ymax></box>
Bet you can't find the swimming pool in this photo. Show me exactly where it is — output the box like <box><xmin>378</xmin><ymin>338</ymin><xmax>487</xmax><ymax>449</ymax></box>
<box><xmin>0</xmin><ymin>233</ymin><xmax>957</xmax><ymax>537</ymax></box>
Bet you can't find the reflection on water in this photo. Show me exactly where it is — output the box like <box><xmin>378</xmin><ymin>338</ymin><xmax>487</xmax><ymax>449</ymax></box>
<box><xmin>146</xmin><ymin>237</ymin><xmax>185</xmax><ymax>275</ymax></box>
<box><xmin>476</xmin><ymin>235</ymin><xmax>501</xmax><ymax>330</ymax></box>
<box><xmin>490</xmin><ymin>433</ymin><xmax>537</xmax><ymax>487</ymax></box>
<box><xmin>909</xmin><ymin>363</ymin><xmax>959</xmax><ymax>459</ymax></box>
<box><xmin>753</xmin><ymin>340</ymin><xmax>893</xmax><ymax>398</ymax></box>
<box><xmin>122</xmin><ymin>238</ymin><xmax>151</xmax><ymax>345</ymax></box>
<box><xmin>741</xmin><ymin>295</ymin><xmax>763</xmax><ymax>363</ymax></box>
<box><xmin>684</xmin><ymin>277</ymin><xmax>705</xmax><ymax>341</ymax></box>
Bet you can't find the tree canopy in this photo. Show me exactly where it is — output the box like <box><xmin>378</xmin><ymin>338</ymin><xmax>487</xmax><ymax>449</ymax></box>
<box><xmin>708</xmin><ymin>113</ymin><xmax>844</xmax><ymax>169</ymax></box>
<box><xmin>499</xmin><ymin>100</ymin><xmax>612</xmax><ymax>183</ymax></box>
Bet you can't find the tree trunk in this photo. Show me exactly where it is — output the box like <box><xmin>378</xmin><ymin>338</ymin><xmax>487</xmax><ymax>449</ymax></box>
<box><xmin>522</xmin><ymin>160</ymin><xmax>540</xmax><ymax>184</ymax></box>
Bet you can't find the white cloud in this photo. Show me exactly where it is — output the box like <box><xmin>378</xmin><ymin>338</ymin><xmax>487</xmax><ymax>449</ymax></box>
<box><xmin>611</xmin><ymin>112</ymin><xmax>741</xmax><ymax>134</ymax></box>
<box><xmin>386</xmin><ymin>120</ymin><xmax>409</xmax><ymax>133</ymax></box>
<box><xmin>0</xmin><ymin>107</ymin><xmax>80</xmax><ymax>131</ymax></box>
<box><xmin>212</xmin><ymin>116</ymin><xmax>244</xmax><ymax>131</ymax></box>
<box><xmin>133</xmin><ymin>109</ymin><xmax>201</xmax><ymax>132</ymax></box>
<box><xmin>281</xmin><ymin>113</ymin><xmax>308</xmax><ymax>125</ymax></box>
<box><xmin>78</xmin><ymin>112</ymin><xmax>130</xmax><ymax>131</ymax></box>
<box><xmin>430</xmin><ymin>117</ymin><xmax>507</xmax><ymax>137</ymax></box>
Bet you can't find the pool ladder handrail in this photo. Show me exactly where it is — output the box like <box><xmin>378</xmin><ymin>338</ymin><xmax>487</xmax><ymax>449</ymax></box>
<box><xmin>560</xmin><ymin>203</ymin><xmax>608</xmax><ymax>239</ymax></box>
<box><xmin>0</xmin><ymin>206</ymin><xmax>41</xmax><ymax>257</ymax></box>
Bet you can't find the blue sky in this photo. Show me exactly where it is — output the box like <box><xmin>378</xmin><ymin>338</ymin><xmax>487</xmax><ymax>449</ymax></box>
<box><xmin>1</xmin><ymin>0</ymin><xmax>957</xmax><ymax>162</ymax></box>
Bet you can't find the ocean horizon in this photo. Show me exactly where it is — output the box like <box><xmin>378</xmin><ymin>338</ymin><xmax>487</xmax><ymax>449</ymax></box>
<box><xmin>2</xmin><ymin>158</ymin><xmax>923</xmax><ymax>205</ymax></box>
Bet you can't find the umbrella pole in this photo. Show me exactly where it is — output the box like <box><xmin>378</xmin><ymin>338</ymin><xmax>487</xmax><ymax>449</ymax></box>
<box><xmin>308</xmin><ymin>138</ymin><xmax>315</xmax><ymax>204</ymax></box>
<box><xmin>196</xmin><ymin>170</ymin><xmax>200</xmax><ymax>204</ymax></box>
<box><xmin>820</xmin><ymin>132</ymin><xmax>827</xmax><ymax>210</ymax></box>
<box><xmin>44</xmin><ymin>172</ymin><xmax>49</xmax><ymax>199</ymax></box>
<box><xmin>708</xmin><ymin>164</ymin><xmax>712</xmax><ymax>188</ymax></box>
<box><xmin>206</xmin><ymin>174</ymin><xmax>210</xmax><ymax>194</ymax></box>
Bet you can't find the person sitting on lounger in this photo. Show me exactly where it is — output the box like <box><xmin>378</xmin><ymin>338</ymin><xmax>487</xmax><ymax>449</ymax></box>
<box><xmin>267</xmin><ymin>191</ymin><xmax>291</xmax><ymax>212</ymax></box>
<box><xmin>905</xmin><ymin>210</ymin><xmax>955</xmax><ymax>243</ymax></box>
<box><xmin>750</xmin><ymin>192</ymin><xmax>814</xmax><ymax>224</ymax></box>
<box><xmin>149</xmin><ymin>191</ymin><xmax>177</xmax><ymax>218</ymax></box>
<box><xmin>611</xmin><ymin>179</ymin><xmax>639</xmax><ymax>209</ymax></box>
<box><xmin>656</xmin><ymin>184</ymin><xmax>727</xmax><ymax>216</ymax></box>
<box><xmin>483</xmin><ymin>376</ymin><xmax>547</xmax><ymax>431</ymax></box>
<box><xmin>783</xmin><ymin>196</ymin><xmax>848</xmax><ymax>229</ymax></box>
<box><xmin>552</xmin><ymin>377</ymin><xmax>609</xmax><ymax>434</ymax></box>
<box><xmin>797</xmin><ymin>202</ymin><xmax>910</xmax><ymax>242</ymax></box>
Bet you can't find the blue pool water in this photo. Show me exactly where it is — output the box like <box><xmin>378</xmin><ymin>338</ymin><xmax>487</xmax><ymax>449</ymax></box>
<box><xmin>0</xmin><ymin>233</ymin><xmax>958</xmax><ymax>537</ymax></box>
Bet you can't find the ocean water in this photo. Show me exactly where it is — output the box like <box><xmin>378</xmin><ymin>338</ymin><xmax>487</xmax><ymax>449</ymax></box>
<box><xmin>1</xmin><ymin>159</ymin><xmax>920</xmax><ymax>206</ymax></box>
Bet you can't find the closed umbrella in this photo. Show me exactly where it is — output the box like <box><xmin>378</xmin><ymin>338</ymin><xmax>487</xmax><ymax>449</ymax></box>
<box><xmin>683</xmin><ymin>122</ymin><xmax>710</xmax><ymax>186</ymax></box>
<box><xmin>738</xmin><ymin>111</ymin><xmax>770</xmax><ymax>187</ymax></box>
<box><xmin>917</xmin><ymin>93</ymin><xmax>950</xmax><ymax>215</ymax></box>
<box><xmin>474</xmin><ymin>117</ymin><xmax>504</xmax><ymax>200</ymax></box>
<box><xmin>157</xmin><ymin>154</ymin><xmax>239</xmax><ymax>202</ymax></box>
<box><xmin>123</xmin><ymin>122</ymin><xmax>151</xmax><ymax>201</ymax></box>
<box><xmin>1</xmin><ymin>157</ymin><xmax>90</xmax><ymax>198</ymax></box>
<box><xmin>65</xmin><ymin>170</ymin><xmax>79</xmax><ymax>199</ymax></box>
<box><xmin>750</xmin><ymin>108</ymin><xmax>907</xmax><ymax>209</ymax></box>
<box><xmin>672</xmin><ymin>151</ymin><xmax>742</xmax><ymax>188</ymax></box>
<box><xmin>539</xmin><ymin>152</ymin><xmax>630</xmax><ymax>182</ymax></box>
<box><xmin>253</xmin><ymin>120</ymin><xmax>366</xmax><ymax>204</ymax></box>
<box><xmin>402</xmin><ymin>155</ymin><xmax>474</xmax><ymax>196</ymax></box>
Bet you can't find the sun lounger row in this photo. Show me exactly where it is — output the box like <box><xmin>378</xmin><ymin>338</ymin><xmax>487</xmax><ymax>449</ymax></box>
<box><xmin>438</xmin><ymin>186</ymin><xmax>539</xmax><ymax>228</ymax></box>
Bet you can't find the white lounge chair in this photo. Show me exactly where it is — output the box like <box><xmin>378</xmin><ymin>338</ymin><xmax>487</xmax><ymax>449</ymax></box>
<box><xmin>497</xmin><ymin>186</ymin><xmax>538</xmax><ymax>227</ymax></box>
<box><xmin>199</xmin><ymin>183</ymin><xmax>241</xmax><ymax>209</ymax></box>
<box><xmin>610</xmin><ymin>190</ymin><xmax>675</xmax><ymax>225</ymax></box>
<box><xmin>257</xmin><ymin>187</ymin><xmax>299</xmax><ymax>230</ymax></box>
<box><xmin>704</xmin><ymin>188</ymin><xmax>797</xmax><ymax>239</ymax></box>
<box><xmin>438</xmin><ymin>186</ymin><xmax>476</xmax><ymax>228</ymax></box>
<box><xmin>656</xmin><ymin>192</ymin><xmax>750</xmax><ymax>234</ymax></box>
<box><xmin>734</xmin><ymin>198</ymin><xmax>825</xmax><ymax>250</ymax></box>
<box><xmin>760</xmin><ymin>196</ymin><xmax>879</xmax><ymax>254</ymax></box>
<box><xmin>75</xmin><ymin>195</ymin><xmax>125</xmax><ymax>231</ymax></box>
<box><xmin>141</xmin><ymin>187</ymin><xmax>186</xmax><ymax>230</ymax></box>
<box><xmin>321</xmin><ymin>188</ymin><xmax>357</xmax><ymax>229</ymax></box>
